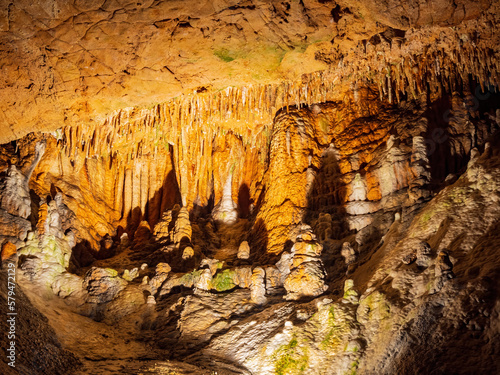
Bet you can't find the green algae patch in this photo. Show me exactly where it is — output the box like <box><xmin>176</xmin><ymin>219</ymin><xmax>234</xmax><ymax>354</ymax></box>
<box><xmin>211</xmin><ymin>269</ymin><xmax>237</xmax><ymax>291</ymax></box>
<box><xmin>213</xmin><ymin>48</ymin><xmax>237</xmax><ymax>62</ymax></box>
<box><xmin>179</xmin><ymin>269</ymin><xmax>204</xmax><ymax>287</ymax></box>
<box><xmin>273</xmin><ymin>336</ymin><xmax>309</xmax><ymax>375</ymax></box>
<box><xmin>319</xmin><ymin>304</ymin><xmax>356</xmax><ymax>351</ymax></box>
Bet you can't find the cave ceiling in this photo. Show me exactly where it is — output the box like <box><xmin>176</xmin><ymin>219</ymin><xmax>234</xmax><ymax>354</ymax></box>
<box><xmin>0</xmin><ymin>0</ymin><xmax>498</xmax><ymax>144</ymax></box>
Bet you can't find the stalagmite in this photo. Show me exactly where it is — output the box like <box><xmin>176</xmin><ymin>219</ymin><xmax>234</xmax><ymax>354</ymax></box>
<box><xmin>1</xmin><ymin>141</ymin><xmax>46</xmax><ymax>219</ymax></box>
<box><xmin>250</xmin><ymin>267</ymin><xmax>267</xmax><ymax>305</ymax></box>
<box><xmin>211</xmin><ymin>172</ymin><xmax>238</xmax><ymax>225</ymax></box>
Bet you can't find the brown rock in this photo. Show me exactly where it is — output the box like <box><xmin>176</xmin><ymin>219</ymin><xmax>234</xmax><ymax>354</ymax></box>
<box><xmin>284</xmin><ymin>228</ymin><xmax>328</xmax><ymax>300</ymax></box>
<box><xmin>83</xmin><ymin>267</ymin><xmax>127</xmax><ymax>303</ymax></box>
<box><xmin>149</xmin><ymin>262</ymin><xmax>172</xmax><ymax>296</ymax></box>
<box><xmin>173</xmin><ymin>208</ymin><xmax>192</xmax><ymax>244</ymax></box>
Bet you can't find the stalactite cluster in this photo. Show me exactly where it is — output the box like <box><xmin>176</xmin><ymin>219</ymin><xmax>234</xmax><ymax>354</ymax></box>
<box><xmin>341</xmin><ymin>25</ymin><xmax>500</xmax><ymax>103</ymax></box>
<box><xmin>60</xmin><ymin>70</ymin><xmax>343</xmax><ymax>162</ymax></box>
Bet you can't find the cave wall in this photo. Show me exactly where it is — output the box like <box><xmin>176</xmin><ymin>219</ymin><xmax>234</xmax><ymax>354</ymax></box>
<box><xmin>1</xmin><ymin>0</ymin><xmax>499</xmax><ymax>145</ymax></box>
<box><xmin>6</xmin><ymin>81</ymin><xmax>495</xmax><ymax>254</ymax></box>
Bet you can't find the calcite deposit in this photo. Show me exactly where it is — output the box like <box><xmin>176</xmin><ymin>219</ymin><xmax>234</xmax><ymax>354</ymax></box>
<box><xmin>1</xmin><ymin>1</ymin><xmax>500</xmax><ymax>374</ymax></box>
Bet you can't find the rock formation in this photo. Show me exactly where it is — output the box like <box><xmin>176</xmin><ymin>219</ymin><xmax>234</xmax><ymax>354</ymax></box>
<box><xmin>283</xmin><ymin>225</ymin><xmax>328</xmax><ymax>300</ymax></box>
<box><xmin>341</xmin><ymin>242</ymin><xmax>357</xmax><ymax>271</ymax></box>
<box><xmin>237</xmin><ymin>241</ymin><xmax>250</xmax><ymax>260</ymax></box>
<box><xmin>1</xmin><ymin>1</ymin><xmax>500</xmax><ymax>374</ymax></box>
<box><xmin>250</xmin><ymin>267</ymin><xmax>267</xmax><ymax>305</ymax></box>
<box><xmin>0</xmin><ymin>141</ymin><xmax>45</xmax><ymax>219</ymax></box>
<box><xmin>211</xmin><ymin>173</ymin><xmax>239</xmax><ymax>225</ymax></box>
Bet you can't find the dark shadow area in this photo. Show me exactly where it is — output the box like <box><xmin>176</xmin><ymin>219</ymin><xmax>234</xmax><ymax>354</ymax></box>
<box><xmin>423</xmin><ymin>93</ymin><xmax>456</xmax><ymax>185</ymax></box>
<box><xmin>191</xmin><ymin>191</ymin><xmax>215</xmax><ymax>221</ymax></box>
<box><xmin>248</xmin><ymin>218</ymin><xmax>273</xmax><ymax>265</ymax></box>
<box><xmin>28</xmin><ymin>189</ymin><xmax>41</xmax><ymax>229</ymax></box>
<box><xmin>304</xmin><ymin>148</ymin><xmax>350</xmax><ymax>239</ymax></box>
<box><xmin>125</xmin><ymin>153</ymin><xmax>183</xmax><ymax>239</ymax></box>
<box><xmin>302</xmin><ymin>146</ymin><xmax>354</xmax><ymax>294</ymax></box>
<box><xmin>425</xmin><ymin>78</ymin><xmax>500</xmax><ymax>187</ymax></box>
<box><xmin>237</xmin><ymin>183</ymin><xmax>251</xmax><ymax>218</ymax></box>
<box><xmin>68</xmin><ymin>240</ymin><xmax>96</xmax><ymax>273</ymax></box>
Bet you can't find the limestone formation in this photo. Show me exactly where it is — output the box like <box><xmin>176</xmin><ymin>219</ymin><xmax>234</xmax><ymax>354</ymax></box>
<box><xmin>237</xmin><ymin>241</ymin><xmax>250</xmax><ymax>259</ymax></box>
<box><xmin>250</xmin><ymin>267</ymin><xmax>267</xmax><ymax>305</ymax></box>
<box><xmin>341</xmin><ymin>242</ymin><xmax>357</xmax><ymax>266</ymax></box>
<box><xmin>431</xmin><ymin>250</ymin><xmax>455</xmax><ymax>293</ymax></box>
<box><xmin>408</xmin><ymin>136</ymin><xmax>432</xmax><ymax>202</ymax></box>
<box><xmin>120</xmin><ymin>233</ymin><xmax>130</xmax><ymax>246</ymax></box>
<box><xmin>274</xmin><ymin>251</ymin><xmax>293</xmax><ymax>286</ymax></box>
<box><xmin>1</xmin><ymin>1</ymin><xmax>500</xmax><ymax>374</ymax></box>
<box><xmin>122</xmin><ymin>268</ymin><xmax>140</xmax><ymax>282</ymax></box>
<box><xmin>342</xmin><ymin>279</ymin><xmax>359</xmax><ymax>304</ymax></box>
<box><xmin>83</xmin><ymin>267</ymin><xmax>127</xmax><ymax>304</ymax></box>
<box><xmin>173</xmin><ymin>207</ymin><xmax>192</xmax><ymax>244</ymax></box>
<box><xmin>51</xmin><ymin>272</ymin><xmax>84</xmax><ymax>299</ymax></box>
<box><xmin>44</xmin><ymin>192</ymin><xmax>74</xmax><ymax>239</ymax></box>
<box><xmin>201</xmin><ymin>258</ymin><xmax>223</xmax><ymax>276</ymax></box>
<box><xmin>182</xmin><ymin>246</ymin><xmax>194</xmax><ymax>260</ymax></box>
<box><xmin>349</xmin><ymin>173</ymin><xmax>367</xmax><ymax>201</ymax></box>
<box><xmin>18</xmin><ymin>208</ymin><xmax>75</xmax><ymax>292</ymax></box>
<box><xmin>153</xmin><ymin>210</ymin><xmax>173</xmax><ymax>241</ymax></box>
<box><xmin>315</xmin><ymin>213</ymin><xmax>333</xmax><ymax>241</ymax></box>
<box><xmin>194</xmin><ymin>269</ymin><xmax>213</xmax><ymax>293</ymax></box>
<box><xmin>149</xmin><ymin>263</ymin><xmax>172</xmax><ymax>296</ymax></box>
<box><xmin>264</xmin><ymin>266</ymin><xmax>283</xmax><ymax>294</ymax></box>
<box><xmin>0</xmin><ymin>140</ymin><xmax>46</xmax><ymax>219</ymax></box>
<box><xmin>1</xmin><ymin>241</ymin><xmax>16</xmax><ymax>261</ymax></box>
<box><xmin>400</xmin><ymin>238</ymin><xmax>433</xmax><ymax>269</ymax></box>
<box><xmin>234</xmin><ymin>267</ymin><xmax>252</xmax><ymax>289</ymax></box>
<box><xmin>212</xmin><ymin>173</ymin><xmax>238</xmax><ymax>225</ymax></box>
<box><xmin>0</xmin><ymin>209</ymin><xmax>30</xmax><ymax>245</ymax></box>
<box><xmin>283</xmin><ymin>226</ymin><xmax>328</xmax><ymax>300</ymax></box>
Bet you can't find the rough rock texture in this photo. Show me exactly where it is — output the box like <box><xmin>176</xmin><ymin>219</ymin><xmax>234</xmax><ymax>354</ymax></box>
<box><xmin>212</xmin><ymin>173</ymin><xmax>239</xmax><ymax>225</ymax></box>
<box><xmin>1</xmin><ymin>0</ymin><xmax>499</xmax><ymax>145</ymax></box>
<box><xmin>0</xmin><ymin>141</ymin><xmax>45</xmax><ymax>219</ymax></box>
<box><xmin>341</xmin><ymin>241</ymin><xmax>356</xmax><ymax>266</ymax></box>
<box><xmin>283</xmin><ymin>226</ymin><xmax>328</xmax><ymax>300</ymax></box>
<box><xmin>237</xmin><ymin>240</ymin><xmax>250</xmax><ymax>260</ymax></box>
<box><xmin>173</xmin><ymin>207</ymin><xmax>192</xmax><ymax>244</ymax></box>
<box><xmin>250</xmin><ymin>267</ymin><xmax>267</xmax><ymax>305</ymax></box>
<box><xmin>1</xmin><ymin>1</ymin><xmax>500</xmax><ymax>374</ymax></box>
<box><xmin>0</xmin><ymin>241</ymin><xmax>16</xmax><ymax>261</ymax></box>
<box><xmin>83</xmin><ymin>267</ymin><xmax>128</xmax><ymax>304</ymax></box>
<box><xmin>0</xmin><ymin>267</ymin><xmax>80</xmax><ymax>375</ymax></box>
<box><xmin>150</xmin><ymin>262</ymin><xmax>172</xmax><ymax>296</ymax></box>
<box><xmin>0</xmin><ymin>0</ymin><xmax>338</xmax><ymax>143</ymax></box>
<box><xmin>0</xmin><ymin>211</ymin><xmax>31</xmax><ymax>247</ymax></box>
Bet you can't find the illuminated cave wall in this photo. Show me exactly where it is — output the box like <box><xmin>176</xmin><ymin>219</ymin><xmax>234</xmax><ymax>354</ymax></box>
<box><xmin>21</xmin><ymin>78</ymin><xmax>499</xmax><ymax>254</ymax></box>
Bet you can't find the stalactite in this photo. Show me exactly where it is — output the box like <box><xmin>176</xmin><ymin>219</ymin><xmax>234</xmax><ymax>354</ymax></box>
<box><xmin>49</xmin><ymin>40</ymin><xmax>500</xmax><ymax>230</ymax></box>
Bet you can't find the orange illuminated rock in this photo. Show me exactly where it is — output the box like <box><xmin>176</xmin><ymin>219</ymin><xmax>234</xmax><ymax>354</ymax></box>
<box><xmin>36</xmin><ymin>203</ymin><xmax>49</xmax><ymax>235</ymax></box>
<box><xmin>1</xmin><ymin>241</ymin><xmax>17</xmax><ymax>261</ymax></box>
<box><xmin>283</xmin><ymin>226</ymin><xmax>328</xmax><ymax>300</ymax></box>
